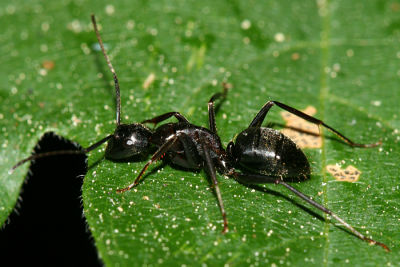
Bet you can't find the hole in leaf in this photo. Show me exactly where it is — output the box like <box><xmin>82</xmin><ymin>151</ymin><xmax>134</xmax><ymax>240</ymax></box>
<box><xmin>0</xmin><ymin>132</ymin><xmax>101</xmax><ymax>266</ymax></box>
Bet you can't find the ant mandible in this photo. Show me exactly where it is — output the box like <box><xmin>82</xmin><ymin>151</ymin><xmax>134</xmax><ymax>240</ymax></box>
<box><xmin>11</xmin><ymin>15</ymin><xmax>389</xmax><ymax>252</ymax></box>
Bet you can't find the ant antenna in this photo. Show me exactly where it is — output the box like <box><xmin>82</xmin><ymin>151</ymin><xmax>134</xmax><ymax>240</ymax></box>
<box><xmin>10</xmin><ymin>15</ymin><xmax>119</xmax><ymax>173</ymax></box>
<box><xmin>91</xmin><ymin>14</ymin><xmax>121</xmax><ymax>126</ymax></box>
<box><xmin>9</xmin><ymin>134</ymin><xmax>113</xmax><ymax>174</ymax></box>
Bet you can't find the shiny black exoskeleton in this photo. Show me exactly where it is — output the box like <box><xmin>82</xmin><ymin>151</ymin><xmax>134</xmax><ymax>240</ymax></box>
<box><xmin>149</xmin><ymin>122</ymin><xmax>226</xmax><ymax>170</ymax></box>
<box><xmin>106</xmin><ymin>94</ymin><xmax>387</xmax><ymax>250</ymax></box>
<box><xmin>104</xmin><ymin>114</ymin><xmax>229</xmax><ymax>173</ymax></box>
<box><xmin>227</xmin><ymin>127</ymin><xmax>310</xmax><ymax>181</ymax></box>
<box><xmin>12</xmin><ymin>15</ymin><xmax>389</xmax><ymax>251</ymax></box>
<box><xmin>10</xmin><ymin>15</ymin><xmax>229</xmax><ymax>233</ymax></box>
<box><xmin>105</xmin><ymin>124</ymin><xmax>152</xmax><ymax>160</ymax></box>
<box><xmin>106</xmin><ymin>121</ymin><xmax>226</xmax><ymax>171</ymax></box>
<box><xmin>217</xmin><ymin>99</ymin><xmax>387</xmax><ymax>251</ymax></box>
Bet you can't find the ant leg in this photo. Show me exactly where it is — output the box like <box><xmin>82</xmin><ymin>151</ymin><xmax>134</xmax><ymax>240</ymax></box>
<box><xmin>208</xmin><ymin>83</ymin><xmax>229</xmax><ymax>133</ymax></box>
<box><xmin>278</xmin><ymin>180</ymin><xmax>390</xmax><ymax>252</ymax></box>
<box><xmin>201</xmin><ymin>141</ymin><xmax>228</xmax><ymax>233</ymax></box>
<box><xmin>116</xmin><ymin>134</ymin><xmax>179</xmax><ymax>193</ymax></box>
<box><xmin>141</xmin><ymin>112</ymin><xmax>189</xmax><ymax>126</ymax></box>
<box><xmin>229</xmin><ymin>171</ymin><xmax>390</xmax><ymax>251</ymax></box>
<box><xmin>143</xmin><ymin>82</ymin><xmax>229</xmax><ymax>130</ymax></box>
<box><xmin>10</xmin><ymin>134</ymin><xmax>113</xmax><ymax>173</ymax></box>
<box><xmin>249</xmin><ymin>101</ymin><xmax>380</xmax><ymax>147</ymax></box>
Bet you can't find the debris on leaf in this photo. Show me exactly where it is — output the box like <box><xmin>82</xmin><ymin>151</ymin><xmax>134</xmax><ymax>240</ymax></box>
<box><xmin>42</xmin><ymin>60</ymin><xmax>55</xmax><ymax>70</ymax></box>
<box><xmin>280</xmin><ymin>106</ymin><xmax>321</xmax><ymax>148</ymax></box>
<box><xmin>143</xmin><ymin>73</ymin><xmax>156</xmax><ymax>89</ymax></box>
<box><xmin>326</xmin><ymin>164</ymin><xmax>361</xmax><ymax>182</ymax></box>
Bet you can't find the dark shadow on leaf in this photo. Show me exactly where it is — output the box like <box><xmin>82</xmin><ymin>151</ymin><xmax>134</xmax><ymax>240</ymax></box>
<box><xmin>240</xmin><ymin>182</ymin><xmax>324</xmax><ymax>222</ymax></box>
<box><xmin>120</xmin><ymin>160</ymin><xmax>168</xmax><ymax>188</ymax></box>
<box><xmin>241</xmin><ymin>182</ymin><xmax>371</xmax><ymax>241</ymax></box>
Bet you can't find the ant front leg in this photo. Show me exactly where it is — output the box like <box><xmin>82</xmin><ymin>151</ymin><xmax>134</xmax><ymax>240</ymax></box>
<box><xmin>228</xmin><ymin>171</ymin><xmax>390</xmax><ymax>251</ymax></box>
<box><xmin>116</xmin><ymin>134</ymin><xmax>179</xmax><ymax>193</ymax></box>
<box><xmin>141</xmin><ymin>112</ymin><xmax>189</xmax><ymax>126</ymax></box>
<box><xmin>249</xmin><ymin>101</ymin><xmax>380</xmax><ymax>147</ymax></box>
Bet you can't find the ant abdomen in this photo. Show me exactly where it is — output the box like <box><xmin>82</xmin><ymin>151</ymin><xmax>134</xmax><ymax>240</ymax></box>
<box><xmin>230</xmin><ymin>127</ymin><xmax>310</xmax><ymax>181</ymax></box>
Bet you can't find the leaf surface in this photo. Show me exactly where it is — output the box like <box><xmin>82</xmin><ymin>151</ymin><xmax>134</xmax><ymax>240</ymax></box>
<box><xmin>1</xmin><ymin>0</ymin><xmax>399</xmax><ymax>266</ymax></box>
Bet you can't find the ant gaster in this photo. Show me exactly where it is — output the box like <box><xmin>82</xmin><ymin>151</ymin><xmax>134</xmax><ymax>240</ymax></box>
<box><xmin>11</xmin><ymin>15</ymin><xmax>389</xmax><ymax>252</ymax></box>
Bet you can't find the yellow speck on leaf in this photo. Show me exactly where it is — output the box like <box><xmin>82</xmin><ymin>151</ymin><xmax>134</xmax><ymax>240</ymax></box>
<box><xmin>143</xmin><ymin>73</ymin><xmax>156</xmax><ymax>89</ymax></box>
<box><xmin>326</xmin><ymin>164</ymin><xmax>361</xmax><ymax>182</ymax></box>
<box><xmin>280</xmin><ymin>106</ymin><xmax>321</xmax><ymax>148</ymax></box>
<box><xmin>42</xmin><ymin>60</ymin><xmax>55</xmax><ymax>70</ymax></box>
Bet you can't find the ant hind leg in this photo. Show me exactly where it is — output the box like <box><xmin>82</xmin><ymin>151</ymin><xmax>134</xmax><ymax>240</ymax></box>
<box><xmin>248</xmin><ymin>100</ymin><xmax>380</xmax><ymax>147</ymax></box>
<box><xmin>227</xmin><ymin>170</ymin><xmax>389</xmax><ymax>251</ymax></box>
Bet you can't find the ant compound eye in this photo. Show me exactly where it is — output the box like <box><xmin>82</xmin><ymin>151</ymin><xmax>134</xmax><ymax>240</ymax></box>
<box><xmin>124</xmin><ymin>135</ymin><xmax>137</xmax><ymax>147</ymax></box>
<box><xmin>126</xmin><ymin>139</ymin><xmax>134</xmax><ymax>146</ymax></box>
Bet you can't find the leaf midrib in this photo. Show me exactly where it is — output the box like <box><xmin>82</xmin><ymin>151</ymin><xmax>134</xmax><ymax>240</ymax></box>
<box><xmin>319</xmin><ymin>0</ymin><xmax>331</xmax><ymax>265</ymax></box>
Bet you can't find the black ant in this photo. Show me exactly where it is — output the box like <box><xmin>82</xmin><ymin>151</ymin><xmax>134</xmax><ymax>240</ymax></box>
<box><xmin>11</xmin><ymin>15</ymin><xmax>389</xmax><ymax>252</ymax></box>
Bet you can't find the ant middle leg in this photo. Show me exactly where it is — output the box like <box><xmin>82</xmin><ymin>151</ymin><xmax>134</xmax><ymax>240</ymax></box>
<box><xmin>201</xmin><ymin>141</ymin><xmax>228</xmax><ymax>233</ymax></box>
<box><xmin>249</xmin><ymin>101</ymin><xmax>380</xmax><ymax>147</ymax></box>
<box><xmin>208</xmin><ymin>82</ymin><xmax>230</xmax><ymax>133</ymax></box>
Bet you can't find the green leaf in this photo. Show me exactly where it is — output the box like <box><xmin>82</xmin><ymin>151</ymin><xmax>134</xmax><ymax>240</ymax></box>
<box><xmin>2</xmin><ymin>0</ymin><xmax>400</xmax><ymax>265</ymax></box>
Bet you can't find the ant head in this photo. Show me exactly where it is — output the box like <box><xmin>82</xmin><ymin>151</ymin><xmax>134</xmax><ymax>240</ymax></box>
<box><xmin>105</xmin><ymin>124</ymin><xmax>153</xmax><ymax>160</ymax></box>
